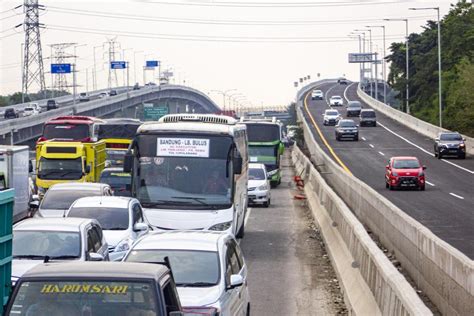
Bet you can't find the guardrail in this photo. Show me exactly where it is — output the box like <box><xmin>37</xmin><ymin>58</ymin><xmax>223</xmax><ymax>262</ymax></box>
<box><xmin>357</xmin><ymin>85</ymin><xmax>474</xmax><ymax>156</ymax></box>
<box><xmin>298</xmin><ymin>81</ymin><xmax>474</xmax><ymax>315</ymax></box>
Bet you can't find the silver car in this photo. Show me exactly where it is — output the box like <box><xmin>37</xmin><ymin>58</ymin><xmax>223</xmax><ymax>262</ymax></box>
<box><xmin>35</xmin><ymin>182</ymin><xmax>113</xmax><ymax>218</ymax></box>
<box><xmin>248</xmin><ymin>163</ymin><xmax>271</xmax><ymax>207</ymax></box>
<box><xmin>66</xmin><ymin>196</ymin><xmax>150</xmax><ymax>261</ymax></box>
<box><xmin>12</xmin><ymin>217</ymin><xmax>108</xmax><ymax>284</ymax></box>
<box><xmin>124</xmin><ymin>231</ymin><xmax>250</xmax><ymax>316</ymax></box>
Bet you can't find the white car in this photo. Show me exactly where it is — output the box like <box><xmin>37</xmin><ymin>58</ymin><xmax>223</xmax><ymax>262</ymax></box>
<box><xmin>323</xmin><ymin>109</ymin><xmax>342</xmax><ymax>126</ymax></box>
<box><xmin>66</xmin><ymin>196</ymin><xmax>151</xmax><ymax>261</ymax></box>
<box><xmin>247</xmin><ymin>163</ymin><xmax>271</xmax><ymax>207</ymax></box>
<box><xmin>12</xmin><ymin>217</ymin><xmax>108</xmax><ymax>285</ymax></box>
<box><xmin>124</xmin><ymin>231</ymin><xmax>250</xmax><ymax>316</ymax></box>
<box><xmin>34</xmin><ymin>182</ymin><xmax>113</xmax><ymax>218</ymax></box>
<box><xmin>23</xmin><ymin>106</ymin><xmax>39</xmax><ymax>117</ymax></box>
<box><xmin>311</xmin><ymin>89</ymin><xmax>324</xmax><ymax>100</ymax></box>
<box><xmin>329</xmin><ymin>95</ymin><xmax>344</xmax><ymax>106</ymax></box>
<box><xmin>79</xmin><ymin>92</ymin><xmax>90</xmax><ymax>102</ymax></box>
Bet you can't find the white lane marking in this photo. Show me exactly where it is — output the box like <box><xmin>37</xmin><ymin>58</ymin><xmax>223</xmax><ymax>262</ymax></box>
<box><xmin>377</xmin><ymin>121</ymin><xmax>474</xmax><ymax>175</ymax></box>
<box><xmin>361</xmin><ymin>137</ymin><xmax>366</xmax><ymax>141</ymax></box>
<box><xmin>378</xmin><ymin>151</ymin><xmax>385</xmax><ymax>156</ymax></box>
<box><xmin>343</xmin><ymin>82</ymin><xmax>356</xmax><ymax>102</ymax></box>
<box><xmin>425</xmin><ymin>181</ymin><xmax>435</xmax><ymax>187</ymax></box>
<box><xmin>369</xmin><ymin>144</ymin><xmax>374</xmax><ymax>148</ymax></box>
<box><xmin>449</xmin><ymin>193</ymin><xmax>464</xmax><ymax>200</ymax></box>
<box><xmin>324</xmin><ymin>84</ymin><xmax>341</xmax><ymax>106</ymax></box>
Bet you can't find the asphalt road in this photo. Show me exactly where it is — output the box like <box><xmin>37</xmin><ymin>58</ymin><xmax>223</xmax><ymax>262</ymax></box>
<box><xmin>241</xmin><ymin>151</ymin><xmax>346</xmax><ymax>315</ymax></box>
<box><xmin>302</xmin><ymin>81</ymin><xmax>474</xmax><ymax>259</ymax></box>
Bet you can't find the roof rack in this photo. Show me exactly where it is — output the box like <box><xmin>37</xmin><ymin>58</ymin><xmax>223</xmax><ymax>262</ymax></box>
<box><xmin>240</xmin><ymin>116</ymin><xmax>277</xmax><ymax>123</ymax></box>
<box><xmin>159</xmin><ymin>114</ymin><xmax>237</xmax><ymax>125</ymax></box>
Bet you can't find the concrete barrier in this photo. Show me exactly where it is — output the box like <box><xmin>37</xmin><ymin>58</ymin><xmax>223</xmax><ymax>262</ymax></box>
<box><xmin>292</xmin><ymin>146</ymin><xmax>432</xmax><ymax>315</ymax></box>
<box><xmin>357</xmin><ymin>86</ymin><xmax>474</xmax><ymax>156</ymax></box>
<box><xmin>297</xmin><ymin>83</ymin><xmax>474</xmax><ymax>315</ymax></box>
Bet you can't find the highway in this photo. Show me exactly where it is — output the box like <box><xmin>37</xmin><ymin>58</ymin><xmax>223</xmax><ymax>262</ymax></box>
<box><xmin>302</xmin><ymin>81</ymin><xmax>474</xmax><ymax>259</ymax></box>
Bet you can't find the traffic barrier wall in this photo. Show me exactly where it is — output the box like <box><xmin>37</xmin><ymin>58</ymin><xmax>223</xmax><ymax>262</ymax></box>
<box><xmin>0</xmin><ymin>189</ymin><xmax>14</xmax><ymax>310</ymax></box>
<box><xmin>357</xmin><ymin>85</ymin><xmax>474</xmax><ymax>156</ymax></box>
<box><xmin>292</xmin><ymin>146</ymin><xmax>432</xmax><ymax>315</ymax></box>
<box><xmin>296</xmin><ymin>82</ymin><xmax>474</xmax><ymax>315</ymax></box>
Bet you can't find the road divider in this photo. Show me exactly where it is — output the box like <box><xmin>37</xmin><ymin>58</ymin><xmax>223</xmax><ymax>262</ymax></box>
<box><xmin>297</xmin><ymin>82</ymin><xmax>474</xmax><ymax>315</ymax></box>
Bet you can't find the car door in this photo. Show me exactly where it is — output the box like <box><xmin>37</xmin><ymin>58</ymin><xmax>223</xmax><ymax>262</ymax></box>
<box><xmin>91</xmin><ymin>224</ymin><xmax>109</xmax><ymax>260</ymax></box>
<box><xmin>221</xmin><ymin>241</ymin><xmax>245</xmax><ymax>316</ymax></box>
<box><xmin>132</xmin><ymin>203</ymin><xmax>148</xmax><ymax>239</ymax></box>
<box><xmin>85</xmin><ymin>227</ymin><xmax>97</xmax><ymax>260</ymax></box>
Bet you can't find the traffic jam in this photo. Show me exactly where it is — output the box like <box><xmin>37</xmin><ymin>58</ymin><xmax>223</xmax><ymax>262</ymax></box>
<box><xmin>5</xmin><ymin>114</ymin><xmax>286</xmax><ymax>315</ymax></box>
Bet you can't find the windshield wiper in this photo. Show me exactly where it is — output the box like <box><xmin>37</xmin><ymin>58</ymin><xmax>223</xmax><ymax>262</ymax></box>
<box><xmin>13</xmin><ymin>255</ymin><xmax>47</xmax><ymax>259</ymax></box>
<box><xmin>13</xmin><ymin>255</ymin><xmax>78</xmax><ymax>260</ymax></box>
<box><xmin>106</xmin><ymin>227</ymin><xmax>127</xmax><ymax>230</ymax></box>
<box><xmin>171</xmin><ymin>196</ymin><xmax>208</xmax><ymax>206</ymax></box>
<box><xmin>176</xmin><ymin>282</ymin><xmax>216</xmax><ymax>287</ymax></box>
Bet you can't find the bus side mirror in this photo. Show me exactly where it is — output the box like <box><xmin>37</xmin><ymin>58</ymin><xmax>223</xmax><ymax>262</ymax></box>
<box><xmin>124</xmin><ymin>153</ymin><xmax>133</xmax><ymax>173</ymax></box>
<box><xmin>29</xmin><ymin>161</ymin><xmax>33</xmax><ymax>173</ymax></box>
<box><xmin>279</xmin><ymin>142</ymin><xmax>285</xmax><ymax>155</ymax></box>
<box><xmin>233</xmin><ymin>156</ymin><xmax>243</xmax><ymax>175</ymax></box>
<box><xmin>85</xmin><ymin>165</ymin><xmax>91</xmax><ymax>174</ymax></box>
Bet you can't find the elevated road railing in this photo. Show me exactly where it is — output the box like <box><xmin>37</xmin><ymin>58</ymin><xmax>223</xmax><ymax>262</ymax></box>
<box><xmin>297</xmin><ymin>80</ymin><xmax>473</xmax><ymax>315</ymax></box>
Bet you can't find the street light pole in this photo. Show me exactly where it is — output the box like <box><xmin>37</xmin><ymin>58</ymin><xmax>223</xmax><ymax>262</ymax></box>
<box><xmin>366</xmin><ymin>25</ymin><xmax>386</xmax><ymax>103</ymax></box>
<box><xmin>409</xmin><ymin>7</ymin><xmax>442</xmax><ymax>127</ymax></box>
<box><xmin>385</xmin><ymin>18</ymin><xmax>409</xmax><ymax>113</ymax></box>
<box><xmin>356</xmin><ymin>29</ymin><xmax>373</xmax><ymax>97</ymax></box>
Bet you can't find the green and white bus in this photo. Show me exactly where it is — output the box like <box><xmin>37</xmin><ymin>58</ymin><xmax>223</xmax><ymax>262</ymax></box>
<box><xmin>241</xmin><ymin>118</ymin><xmax>284</xmax><ymax>187</ymax></box>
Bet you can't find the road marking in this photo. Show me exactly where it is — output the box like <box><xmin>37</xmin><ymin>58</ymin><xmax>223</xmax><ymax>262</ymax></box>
<box><xmin>369</xmin><ymin>144</ymin><xmax>374</xmax><ymax>148</ymax></box>
<box><xmin>343</xmin><ymin>82</ymin><xmax>356</xmax><ymax>102</ymax></box>
<box><xmin>449</xmin><ymin>193</ymin><xmax>464</xmax><ymax>200</ymax></box>
<box><xmin>304</xmin><ymin>90</ymin><xmax>353</xmax><ymax>176</ymax></box>
<box><xmin>425</xmin><ymin>181</ymin><xmax>435</xmax><ymax>186</ymax></box>
<box><xmin>324</xmin><ymin>84</ymin><xmax>340</xmax><ymax>105</ymax></box>
<box><xmin>361</xmin><ymin>137</ymin><xmax>366</xmax><ymax>141</ymax></box>
<box><xmin>378</xmin><ymin>151</ymin><xmax>385</xmax><ymax>156</ymax></box>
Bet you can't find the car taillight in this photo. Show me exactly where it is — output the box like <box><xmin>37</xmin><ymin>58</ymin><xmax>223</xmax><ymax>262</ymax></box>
<box><xmin>106</xmin><ymin>143</ymin><xmax>128</xmax><ymax>149</ymax></box>
<box><xmin>182</xmin><ymin>307</ymin><xmax>219</xmax><ymax>316</ymax></box>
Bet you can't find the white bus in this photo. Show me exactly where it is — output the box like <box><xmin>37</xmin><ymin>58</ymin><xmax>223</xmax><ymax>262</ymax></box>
<box><xmin>124</xmin><ymin>114</ymin><xmax>248</xmax><ymax>238</ymax></box>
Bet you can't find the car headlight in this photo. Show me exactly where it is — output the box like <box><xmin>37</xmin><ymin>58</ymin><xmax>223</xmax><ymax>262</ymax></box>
<box><xmin>258</xmin><ymin>184</ymin><xmax>268</xmax><ymax>191</ymax></box>
<box><xmin>267</xmin><ymin>169</ymin><xmax>278</xmax><ymax>176</ymax></box>
<box><xmin>209</xmin><ymin>221</ymin><xmax>232</xmax><ymax>231</ymax></box>
<box><xmin>460</xmin><ymin>143</ymin><xmax>465</xmax><ymax>148</ymax></box>
<box><xmin>114</xmin><ymin>238</ymin><xmax>132</xmax><ymax>252</ymax></box>
<box><xmin>391</xmin><ymin>171</ymin><xmax>398</xmax><ymax>176</ymax></box>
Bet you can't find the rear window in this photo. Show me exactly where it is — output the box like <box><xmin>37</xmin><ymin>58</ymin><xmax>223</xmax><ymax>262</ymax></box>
<box><xmin>338</xmin><ymin>121</ymin><xmax>356</xmax><ymax>127</ymax></box>
<box><xmin>348</xmin><ymin>102</ymin><xmax>361</xmax><ymax>108</ymax></box>
<box><xmin>43</xmin><ymin>124</ymin><xmax>90</xmax><ymax>140</ymax></box>
<box><xmin>331</xmin><ymin>96</ymin><xmax>342</xmax><ymax>99</ymax></box>
<box><xmin>361</xmin><ymin>111</ymin><xmax>375</xmax><ymax>118</ymax></box>
<box><xmin>41</xmin><ymin>189</ymin><xmax>102</xmax><ymax>210</ymax></box>
<box><xmin>67</xmin><ymin>207</ymin><xmax>129</xmax><ymax>230</ymax></box>
<box><xmin>8</xmin><ymin>280</ymin><xmax>158</xmax><ymax>315</ymax></box>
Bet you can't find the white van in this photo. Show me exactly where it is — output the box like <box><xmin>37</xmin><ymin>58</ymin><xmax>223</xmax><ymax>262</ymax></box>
<box><xmin>124</xmin><ymin>114</ymin><xmax>249</xmax><ymax>238</ymax></box>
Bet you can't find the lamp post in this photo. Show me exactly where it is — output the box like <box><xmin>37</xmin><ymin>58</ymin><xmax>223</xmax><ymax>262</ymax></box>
<box><xmin>348</xmin><ymin>34</ymin><xmax>363</xmax><ymax>83</ymax></box>
<box><xmin>355</xmin><ymin>29</ymin><xmax>374</xmax><ymax>97</ymax></box>
<box><xmin>93</xmin><ymin>45</ymin><xmax>104</xmax><ymax>91</ymax></box>
<box><xmin>385</xmin><ymin>18</ymin><xmax>409</xmax><ymax>113</ymax></box>
<box><xmin>409</xmin><ymin>7</ymin><xmax>442</xmax><ymax>127</ymax></box>
<box><xmin>132</xmin><ymin>51</ymin><xmax>144</xmax><ymax>85</ymax></box>
<box><xmin>366</xmin><ymin>25</ymin><xmax>386</xmax><ymax>103</ymax></box>
<box><xmin>351</xmin><ymin>31</ymin><xmax>367</xmax><ymax>89</ymax></box>
<box><xmin>73</xmin><ymin>44</ymin><xmax>87</xmax><ymax>97</ymax></box>
<box><xmin>210</xmin><ymin>89</ymin><xmax>237</xmax><ymax>111</ymax></box>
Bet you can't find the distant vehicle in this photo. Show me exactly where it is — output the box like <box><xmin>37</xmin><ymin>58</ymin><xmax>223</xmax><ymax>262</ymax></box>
<box><xmin>335</xmin><ymin>119</ymin><xmax>358</xmax><ymax>141</ymax></box>
<box><xmin>23</xmin><ymin>106</ymin><xmax>39</xmax><ymax>117</ymax></box>
<box><xmin>286</xmin><ymin>125</ymin><xmax>298</xmax><ymax>140</ymax></box>
<box><xmin>329</xmin><ymin>95</ymin><xmax>343</xmax><ymax>106</ymax></box>
<box><xmin>98</xmin><ymin>92</ymin><xmax>107</xmax><ymax>98</ymax></box>
<box><xmin>108</xmin><ymin>89</ymin><xmax>118</xmax><ymax>96</ymax></box>
<box><xmin>346</xmin><ymin>101</ymin><xmax>362</xmax><ymax>117</ymax></box>
<box><xmin>66</xmin><ymin>196</ymin><xmax>150</xmax><ymax>261</ymax></box>
<box><xmin>247</xmin><ymin>163</ymin><xmax>271</xmax><ymax>207</ymax></box>
<box><xmin>323</xmin><ymin>109</ymin><xmax>342</xmax><ymax>126</ymax></box>
<box><xmin>79</xmin><ymin>92</ymin><xmax>90</xmax><ymax>102</ymax></box>
<box><xmin>434</xmin><ymin>132</ymin><xmax>466</xmax><ymax>159</ymax></box>
<box><xmin>133</xmin><ymin>83</ymin><xmax>140</xmax><ymax>90</ymax></box>
<box><xmin>4</xmin><ymin>108</ymin><xmax>19</xmax><ymax>119</ymax></box>
<box><xmin>338</xmin><ymin>77</ymin><xmax>348</xmax><ymax>85</ymax></box>
<box><xmin>34</xmin><ymin>182</ymin><xmax>113</xmax><ymax>217</ymax></box>
<box><xmin>385</xmin><ymin>156</ymin><xmax>426</xmax><ymax>191</ymax></box>
<box><xmin>39</xmin><ymin>115</ymin><xmax>104</xmax><ymax>142</ymax></box>
<box><xmin>11</xmin><ymin>217</ymin><xmax>108</xmax><ymax>285</ymax></box>
<box><xmin>311</xmin><ymin>89</ymin><xmax>324</xmax><ymax>100</ymax></box>
<box><xmin>124</xmin><ymin>231</ymin><xmax>250</xmax><ymax>316</ymax></box>
<box><xmin>359</xmin><ymin>109</ymin><xmax>377</xmax><ymax>126</ymax></box>
<box><xmin>46</xmin><ymin>99</ymin><xmax>58</xmax><ymax>111</ymax></box>
<box><xmin>5</xmin><ymin>262</ymin><xmax>185</xmax><ymax>316</ymax></box>
<box><xmin>145</xmin><ymin>82</ymin><xmax>157</xmax><ymax>86</ymax></box>
<box><xmin>100</xmin><ymin>168</ymin><xmax>131</xmax><ymax>196</ymax></box>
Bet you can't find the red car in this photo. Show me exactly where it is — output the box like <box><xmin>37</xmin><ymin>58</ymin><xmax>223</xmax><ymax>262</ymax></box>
<box><xmin>385</xmin><ymin>156</ymin><xmax>426</xmax><ymax>191</ymax></box>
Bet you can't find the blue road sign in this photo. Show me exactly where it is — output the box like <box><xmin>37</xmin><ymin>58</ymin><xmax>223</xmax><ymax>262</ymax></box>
<box><xmin>146</xmin><ymin>60</ymin><xmax>159</xmax><ymax>68</ymax></box>
<box><xmin>51</xmin><ymin>63</ymin><xmax>71</xmax><ymax>74</ymax></box>
<box><xmin>111</xmin><ymin>61</ymin><xmax>127</xmax><ymax>69</ymax></box>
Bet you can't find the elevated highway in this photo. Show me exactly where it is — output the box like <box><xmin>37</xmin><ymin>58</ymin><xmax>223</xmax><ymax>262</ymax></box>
<box><xmin>0</xmin><ymin>85</ymin><xmax>220</xmax><ymax>144</ymax></box>
<box><xmin>302</xmin><ymin>80</ymin><xmax>474</xmax><ymax>259</ymax></box>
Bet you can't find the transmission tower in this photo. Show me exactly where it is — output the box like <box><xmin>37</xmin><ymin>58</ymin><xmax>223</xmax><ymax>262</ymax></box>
<box><xmin>105</xmin><ymin>37</ymin><xmax>121</xmax><ymax>88</ymax></box>
<box><xmin>22</xmin><ymin>0</ymin><xmax>46</xmax><ymax>97</ymax></box>
<box><xmin>48</xmin><ymin>43</ymin><xmax>77</xmax><ymax>93</ymax></box>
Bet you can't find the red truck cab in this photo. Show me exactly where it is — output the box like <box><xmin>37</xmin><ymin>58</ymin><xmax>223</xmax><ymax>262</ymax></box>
<box><xmin>385</xmin><ymin>156</ymin><xmax>426</xmax><ymax>191</ymax></box>
<box><xmin>38</xmin><ymin>116</ymin><xmax>105</xmax><ymax>143</ymax></box>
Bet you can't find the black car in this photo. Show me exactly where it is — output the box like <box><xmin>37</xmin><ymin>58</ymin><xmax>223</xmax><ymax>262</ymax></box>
<box><xmin>359</xmin><ymin>109</ymin><xmax>377</xmax><ymax>126</ymax></box>
<box><xmin>335</xmin><ymin>119</ymin><xmax>358</xmax><ymax>141</ymax></box>
<box><xmin>346</xmin><ymin>101</ymin><xmax>362</xmax><ymax>117</ymax></box>
<box><xmin>108</xmin><ymin>89</ymin><xmax>118</xmax><ymax>96</ymax></box>
<box><xmin>434</xmin><ymin>132</ymin><xmax>466</xmax><ymax>159</ymax></box>
<box><xmin>46</xmin><ymin>99</ymin><xmax>58</xmax><ymax>111</ymax></box>
<box><xmin>133</xmin><ymin>83</ymin><xmax>140</xmax><ymax>90</ymax></box>
<box><xmin>338</xmin><ymin>77</ymin><xmax>348</xmax><ymax>85</ymax></box>
<box><xmin>4</xmin><ymin>108</ymin><xmax>19</xmax><ymax>119</ymax></box>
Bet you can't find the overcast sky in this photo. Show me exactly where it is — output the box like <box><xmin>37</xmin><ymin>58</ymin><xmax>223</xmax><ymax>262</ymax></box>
<box><xmin>0</xmin><ymin>0</ymin><xmax>454</xmax><ymax>108</ymax></box>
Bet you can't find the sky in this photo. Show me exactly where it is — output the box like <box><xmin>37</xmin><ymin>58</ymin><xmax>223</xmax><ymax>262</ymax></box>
<box><xmin>0</xmin><ymin>0</ymin><xmax>455</xmax><ymax>108</ymax></box>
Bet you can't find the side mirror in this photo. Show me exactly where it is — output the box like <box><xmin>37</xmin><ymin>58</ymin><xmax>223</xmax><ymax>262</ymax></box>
<box><xmin>88</xmin><ymin>252</ymin><xmax>104</xmax><ymax>262</ymax></box>
<box><xmin>435</xmin><ymin>138</ymin><xmax>439</xmax><ymax>141</ymax></box>
<box><xmin>423</xmin><ymin>166</ymin><xmax>427</xmax><ymax>170</ymax></box>
<box><xmin>29</xmin><ymin>200</ymin><xmax>40</xmax><ymax>209</ymax></box>
<box><xmin>123</xmin><ymin>152</ymin><xmax>133</xmax><ymax>173</ymax></box>
<box><xmin>85</xmin><ymin>165</ymin><xmax>91</xmax><ymax>173</ymax></box>
<box><xmin>463</xmin><ymin>138</ymin><xmax>466</xmax><ymax>141</ymax></box>
<box><xmin>385</xmin><ymin>165</ymin><xmax>390</xmax><ymax>170</ymax></box>
<box><xmin>133</xmin><ymin>222</ymin><xmax>149</xmax><ymax>232</ymax></box>
<box><xmin>233</xmin><ymin>156</ymin><xmax>243</xmax><ymax>175</ymax></box>
<box><xmin>227</xmin><ymin>274</ymin><xmax>244</xmax><ymax>290</ymax></box>
<box><xmin>32</xmin><ymin>194</ymin><xmax>40</xmax><ymax>201</ymax></box>
<box><xmin>29</xmin><ymin>161</ymin><xmax>33</xmax><ymax>173</ymax></box>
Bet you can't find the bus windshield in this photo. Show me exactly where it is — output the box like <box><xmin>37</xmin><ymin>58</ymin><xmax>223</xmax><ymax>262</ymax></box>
<box><xmin>245</xmin><ymin>123</ymin><xmax>281</xmax><ymax>142</ymax></box>
<box><xmin>38</xmin><ymin>158</ymin><xmax>83</xmax><ymax>180</ymax></box>
<box><xmin>248</xmin><ymin>146</ymin><xmax>277</xmax><ymax>164</ymax></box>
<box><xmin>98</xmin><ymin>124</ymin><xmax>139</xmax><ymax>139</ymax></box>
<box><xmin>43</xmin><ymin>124</ymin><xmax>90</xmax><ymax>140</ymax></box>
<box><xmin>133</xmin><ymin>135</ymin><xmax>234</xmax><ymax>210</ymax></box>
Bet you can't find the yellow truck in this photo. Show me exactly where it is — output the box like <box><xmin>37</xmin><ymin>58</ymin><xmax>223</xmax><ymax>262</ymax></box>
<box><xmin>35</xmin><ymin>140</ymin><xmax>106</xmax><ymax>192</ymax></box>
